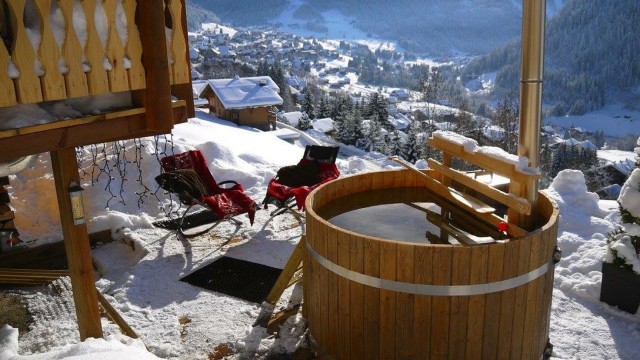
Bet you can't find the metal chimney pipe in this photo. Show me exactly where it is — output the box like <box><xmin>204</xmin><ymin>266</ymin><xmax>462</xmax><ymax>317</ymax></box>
<box><xmin>518</xmin><ymin>0</ymin><xmax>546</xmax><ymax>204</ymax></box>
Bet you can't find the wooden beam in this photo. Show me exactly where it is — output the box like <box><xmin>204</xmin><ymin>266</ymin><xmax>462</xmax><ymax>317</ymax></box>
<box><xmin>136</xmin><ymin>0</ymin><xmax>172</xmax><ymax>130</ymax></box>
<box><xmin>266</xmin><ymin>235</ymin><xmax>306</xmax><ymax>305</ymax></box>
<box><xmin>96</xmin><ymin>290</ymin><xmax>140</xmax><ymax>340</ymax></box>
<box><xmin>427</xmin><ymin>159</ymin><xmax>532</xmax><ymax>215</ymax></box>
<box><xmin>428</xmin><ymin>137</ymin><xmax>541</xmax><ymax>185</ymax></box>
<box><xmin>389</xmin><ymin>156</ymin><xmax>495</xmax><ymax>214</ymax></box>
<box><xmin>0</xmin><ymin>104</ymin><xmax>186</xmax><ymax>162</ymax></box>
<box><xmin>51</xmin><ymin>147</ymin><xmax>103</xmax><ymax>340</ymax></box>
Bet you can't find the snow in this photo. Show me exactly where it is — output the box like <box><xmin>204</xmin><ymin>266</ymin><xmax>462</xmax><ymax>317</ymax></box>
<box><xmin>545</xmin><ymin>102</ymin><xmax>640</xmax><ymax>138</ymax></box>
<box><xmin>619</xmin><ymin>169</ymin><xmax>640</xmax><ymax>219</ymax></box>
<box><xmin>310</xmin><ymin>117</ymin><xmax>334</xmax><ymax>133</ymax></box>
<box><xmin>200</xmin><ymin>23</ymin><xmax>237</xmax><ymax>38</ymax></box>
<box><xmin>1</xmin><ymin>110</ymin><xmax>640</xmax><ymax>359</ymax></box>
<box><xmin>207</xmin><ymin>77</ymin><xmax>283</xmax><ymax>110</ymax></box>
<box><xmin>432</xmin><ymin>130</ymin><xmax>537</xmax><ymax>174</ymax></box>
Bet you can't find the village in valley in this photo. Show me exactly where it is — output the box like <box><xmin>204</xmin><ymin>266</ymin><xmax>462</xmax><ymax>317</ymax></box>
<box><xmin>186</xmin><ymin>22</ymin><xmax>637</xmax><ymax>198</ymax></box>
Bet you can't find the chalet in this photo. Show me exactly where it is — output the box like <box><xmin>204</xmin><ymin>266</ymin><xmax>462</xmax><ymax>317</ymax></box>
<box><xmin>311</xmin><ymin>117</ymin><xmax>335</xmax><ymax>135</ymax></box>
<box><xmin>201</xmin><ymin>76</ymin><xmax>283</xmax><ymax>130</ymax></box>
<box><xmin>278</xmin><ymin>111</ymin><xmax>304</xmax><ymax>127</ymax></box>
<box><xmin>390</xmin><ymin>89</ymin><xmax>410</xmax><ymax>100</ymax></box>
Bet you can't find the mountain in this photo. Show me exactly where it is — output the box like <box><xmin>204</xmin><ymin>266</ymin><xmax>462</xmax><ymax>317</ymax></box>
<box><xmin>185</xmin><ymin>0</ymin><xmax>569</xmax><ymax>56</ymax></box>
<box><xmin>185</xmin><ymin>2</ymin><xmax>221</xmax><ymax>31</ymax></box>
<box><xmin>463</xmin><ymin>0</ymin><xmax>640</xmax><ymax>114</ymax></box>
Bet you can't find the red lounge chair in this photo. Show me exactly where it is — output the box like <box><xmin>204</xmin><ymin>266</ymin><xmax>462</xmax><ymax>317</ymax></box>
<box><xmin>262</xmin><ymin>145</ymin><xmax>340</xmax><ymax>217</ymax></box>
<box><xmin>155</xmin><ymin>150</ymin><xmax>257</xmax><ymax>237</ymax></box>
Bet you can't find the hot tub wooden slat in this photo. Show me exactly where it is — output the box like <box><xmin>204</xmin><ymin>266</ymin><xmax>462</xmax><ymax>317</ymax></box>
<box><xmin>379</xmin><ymin>241</ymin><xmax>397</xmax><ymax>360</ymax></box>
<box><xmin>318</xmin><ymin>221</ymin><xmax>332</xmax><ymax>352</ymax></box>
<box><xmin>413</xmin><ymin>247</ymin><xmax>433</xmax><ymax>359</ymax></box>
<box><xmin>349</xmin><ymin>234</ymin><xmax>365</xmax><ymax>359</ymax></box>
<box><xmin>448</xmin><ymin>246</ymin><xmax>472</xmax><ymax>360</ymax></box>
<box><xmin>497</xmin><ymin>240</ymin><xmax>521</xmax><ymax>359</ymax></box>
<box><xmin>325</xmin><ymin>226</ymin><xmax>339</xmax><ymax>355</ymax></box>
<box><xmin>394</xmin><ymin>242</ymin><xmax>414</xmax><ymax>359</ymax></box>
<box><xmin>482</xmin><ymin>243</ymin><xmax>506</xmax><ymax>359</ymax></box>
<box><xmin>413</xmin><ymin>246</ymin><xmax>433</xmax><ymax>357</ymax></box>
<box><xmin>538</xmin><ymin>226</ymin><xmax>553</xmax><ymax>353</ymax></box>
<box><xmin>304</xmin><ymin>215</ymin><xmax>319</xmax><ymax>345</ymax></box>
<box><xmin>509</xmin><ymin>235</ymin><xmax>532</xmax><ymax>358</ymax></box>
<box><xmin>522</xmin><ymin>231</ymin><xmax>544</xmax><ymax>360</ymax></box>
<box><xmin>465</xmin><ymin>245</ymin><xmax>489</xmax><ymax>359</ymax></box>
<box><xmin>362</xmin><ymin>237</ymin><xmax>381</xmax><ymax>360</ymax></box>
<box><xmin>336</xmin><ymin>230</ymin><xmax>351</xmax><ymax>360</ymax></box>
<box><xmin>539</xmin><ymin>218</ymin><xmax>559</xmax><ymax>352</ymax></box>
<box><xmin>431</xmin><ymin>246</ymin><xmax>452</xmax><ymax>358</ymax></box>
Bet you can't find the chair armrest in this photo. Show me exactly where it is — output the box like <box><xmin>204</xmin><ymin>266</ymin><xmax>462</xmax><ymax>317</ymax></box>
<box><xmin>217</xmin><ymin>180</ymin><xmax>239</xmax><ymax>189</ymax></box>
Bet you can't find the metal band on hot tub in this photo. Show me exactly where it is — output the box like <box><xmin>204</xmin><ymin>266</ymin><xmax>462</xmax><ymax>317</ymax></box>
<box><xmin>306</xmin><ymin>241</ymin><xmax>551</xmax><ymax>296</ymax></box>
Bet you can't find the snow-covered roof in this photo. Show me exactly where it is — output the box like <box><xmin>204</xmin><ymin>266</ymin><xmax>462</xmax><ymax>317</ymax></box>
<box><xmin>271</xmin><ymin>127</ymin><xmax>300</xmax><ymax>141</ymax></box>
<box><xmin>562</xmin><ymin>138</ymin><xmax>581</xmax><ymax>147</ymax></box>
<box><xmin>389</xmin><ymin>114</ymin><xmax>411</xmax><ymax>130</ymax></box>
<box><xmin>279</xmin><ymin>111</ymin><xmax>303</xmax><ymax>127</ymax></box>
<box><xmin>483</xmin><ymin>125</ymin><xmax>505</xmax><ymax>142</ymax></box>
<box><xmin>311</xmin><ymin>118</ymin><xmax>334</xmax><ymax>133</ymax></box>
<box><xmin>207</xmin><ymin>76</ymin><xmax>283</xmax><ymax>110</ymax></box>
<box><xmin>192</xmin><ymin>80</ymin><xmax>209</xmax><ymax>98</ymax></box>
<box><xmin>579</xmin><ymin>140</ymin><xmax>598</xmax><ymax>151</ymax></box>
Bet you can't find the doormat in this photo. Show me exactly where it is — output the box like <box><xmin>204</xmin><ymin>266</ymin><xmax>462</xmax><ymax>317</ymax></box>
<box><xmin>153</xmin><ymin>210</ymin><xmax>218</xmax><ymax>231</ymax></box>
<box><xmin>180</xmin><ymin>256</ymin><xmax>283</xmax><ymax>304</ymax></box>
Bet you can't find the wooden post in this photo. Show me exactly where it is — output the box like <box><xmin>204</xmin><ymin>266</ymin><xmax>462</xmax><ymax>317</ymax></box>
<box><xmin>134</xmin><ymin>0</ymin><xmax>172</xmax><ymax>131</ymax></box>
<box><xmin>50</xmin><ymin>147</ymin><xmax>103</xmax><ymax>340</ymax></box>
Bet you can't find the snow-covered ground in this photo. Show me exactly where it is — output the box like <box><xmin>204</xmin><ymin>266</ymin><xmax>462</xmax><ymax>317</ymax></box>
<box><xmin>545</xmin><ymin>102</ymin><xmax>640</xmax><ymax>138</ymax></box>
<box><xmin>1</xmin><ymin>110</ymin><xmax>640</xmax><ymax>359</ymax></box>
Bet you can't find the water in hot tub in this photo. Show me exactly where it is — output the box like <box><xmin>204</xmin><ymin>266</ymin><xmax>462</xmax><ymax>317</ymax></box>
<box><xmin>328</xmin><ymin>202</ymin><xmax>495</xmax><ymax>244</ymax></box>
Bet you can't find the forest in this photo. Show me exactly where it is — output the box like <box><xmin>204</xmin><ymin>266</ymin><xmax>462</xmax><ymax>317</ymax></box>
<box><xmin>463</xmin><ymin>0</ymin><xmax>639</xmax><ymax>115</ymax></box>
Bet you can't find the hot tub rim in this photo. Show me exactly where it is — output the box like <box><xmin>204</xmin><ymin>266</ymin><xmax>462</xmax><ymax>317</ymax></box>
<box><xmin>305</xmin><ymin>170</ymin><xmax>559</xmax><ymax>247</ymax></box>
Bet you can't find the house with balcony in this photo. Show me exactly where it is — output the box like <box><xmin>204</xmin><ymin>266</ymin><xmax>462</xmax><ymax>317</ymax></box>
<box><xmin>200</xmin><ymin>76</ymin><xmax>283</xmax><ymax>130</ymax></box>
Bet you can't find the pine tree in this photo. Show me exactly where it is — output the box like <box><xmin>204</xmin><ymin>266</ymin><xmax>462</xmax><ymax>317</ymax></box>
<box><xmin>387</xmin><ymin>130</ymin><xmax>403</xmax><ymax>156</ymax></box>
<box><xmin>402</xmin><ymin>121</ymin><xmax>421</xmax><ymax>163</ymax></box>
<box><xmin>301</xmin><ymin>88</ymin><xmax>315</xmax><ymax>119</ymax></box>
<box><xmin>367</xmin><ymin>93</ymin><xmax>392</xmax><ymax>131</ymax></box>
<box><xmin>296</xmin><ymin>113</ymin><xmax>312</xmax><ymax>131</ymax></box>
<box><xmin>493</xmin><ymin>92</ymin><xmax>519</xmax><ymax>154</ymax></box>
<box><xmin>317</xmin><ymin>95</ymin><xmax>330</xmax><ymax>118</ymax></box>
<box><xmin>335</xmin><ymin>109</ymin><xmax>363</xmax><ymax>146</ymax></box>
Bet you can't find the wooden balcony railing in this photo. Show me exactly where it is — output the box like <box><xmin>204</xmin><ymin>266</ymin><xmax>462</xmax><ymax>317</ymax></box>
<box><xmin>0</xmin><ymin>0</ymin><xmax>193</xmax><ymax>162</ymax></box>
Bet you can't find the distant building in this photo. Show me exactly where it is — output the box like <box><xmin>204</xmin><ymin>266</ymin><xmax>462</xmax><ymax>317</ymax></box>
<box><xmin>390</xmin><ymin>89</ymin><xmax>410</xmax><ymax>100</ymax></box>
<box><xmin>201</xmin><ymin>76</ymin><xmax>283</xmax><ymax>130</ymax></box>
<box><xmin>312</xmin><ymin>117</ymin><xmax>335</xmax><ymax>135</ymax></box>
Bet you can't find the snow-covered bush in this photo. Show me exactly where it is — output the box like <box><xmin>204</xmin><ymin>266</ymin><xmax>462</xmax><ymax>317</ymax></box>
<box><xmin>604</xmin><ymin>139</ymin><xmax>640</xmax><ymax>273</ymax></box>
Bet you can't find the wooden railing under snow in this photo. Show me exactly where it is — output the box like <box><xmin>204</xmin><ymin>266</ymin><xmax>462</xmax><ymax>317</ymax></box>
<box><xmin>0</xmin><ymin>0</ymin><xmax>193</xmax><ymax>162</ymax></box>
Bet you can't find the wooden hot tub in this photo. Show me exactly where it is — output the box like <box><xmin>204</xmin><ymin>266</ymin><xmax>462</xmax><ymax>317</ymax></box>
<box><xmin>303</xmin><ymin>167</ymin><xmax>558</xmax><ymax>359</ymax></box>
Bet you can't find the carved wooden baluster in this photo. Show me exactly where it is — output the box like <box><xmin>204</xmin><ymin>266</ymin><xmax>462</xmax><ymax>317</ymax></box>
<box><xmin>0</xmin><ymin>35</ymin><xmax>17</xmax><ymax>107</ymax></box>
<box><xmin>6</xmin><ymin>0</ymin><xmax>42</xmax><ymax>103</ymax></box>
<box><xmin>33</xmin><ymin>0</ymin><xmax>66</xmax><ymax>100</ymax></box>
<box><xmin>80</xmin><ymin>0</ymin><xmax>109</xmax><ymax>95</ymax></box>
<box><xmin>121</xmin><ymin>0</ymin><xmax>144</xmax><ymax>90</ymax></box>
<box><xmin>57</xmin><ymin>0</ymin><xmax>89</xmax><ymax>98</ymax></box>
<box><xmin>163</xmin><ymin>1</ymin><xmax>174</xmax><ymax>82</ymax></box>
<box><xmin>101</xmin><ymin>0</ymin><xmax>127</xmax><ymax>92</ymax></box>
<box><xmin>166</xmin><ymin>0</ymin><xmax>187</xmax><ymax>84</ymax></box>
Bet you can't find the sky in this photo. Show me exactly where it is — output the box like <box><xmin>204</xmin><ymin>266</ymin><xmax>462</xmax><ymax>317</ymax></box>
<box><xmin>1</xmin><ymin>110</ymin><xmax>639</xmax><ymax>359</ymax></box>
